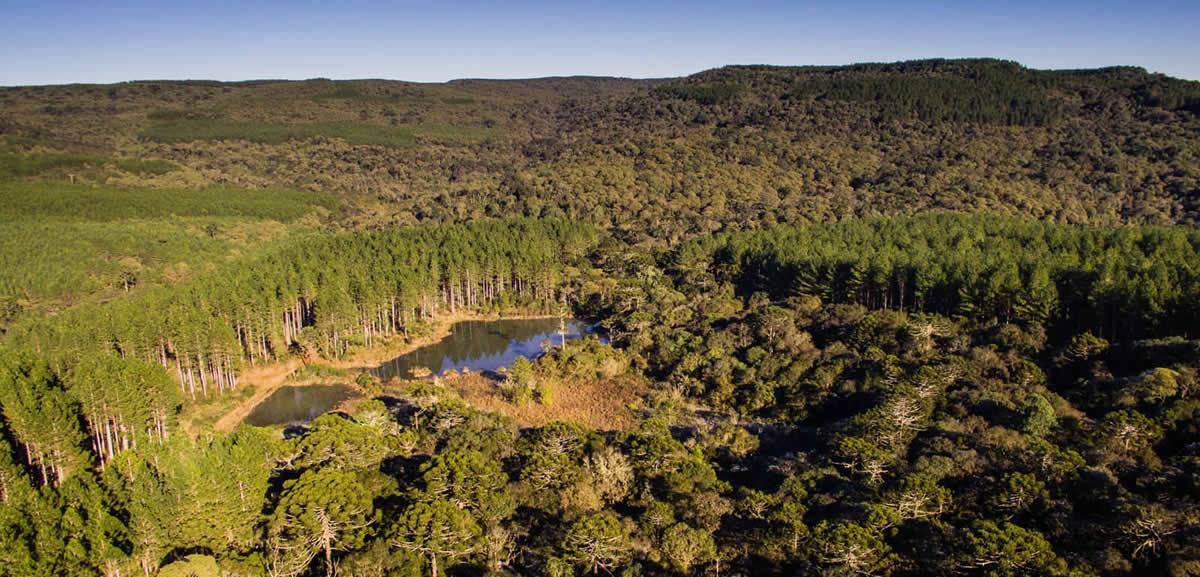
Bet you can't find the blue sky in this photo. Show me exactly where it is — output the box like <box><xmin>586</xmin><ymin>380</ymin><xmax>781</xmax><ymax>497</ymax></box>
<box><xmin>1</xmin><ymin>0</ymin><xmax>1197</xmax><ymax>85</ymax></box>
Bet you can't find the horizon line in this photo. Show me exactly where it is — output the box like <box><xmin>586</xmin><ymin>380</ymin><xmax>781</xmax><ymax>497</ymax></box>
<box><xmin>3</xmin><ymin>58</ymin><xmax>1196</xmax><ymax>89</ymax></box>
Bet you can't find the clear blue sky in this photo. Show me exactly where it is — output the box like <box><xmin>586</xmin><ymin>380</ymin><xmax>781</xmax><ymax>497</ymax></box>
<box><xmin>1</xmin><ymin>0</ymin><xmax>1197</xmax><ymax>85</ymax></box>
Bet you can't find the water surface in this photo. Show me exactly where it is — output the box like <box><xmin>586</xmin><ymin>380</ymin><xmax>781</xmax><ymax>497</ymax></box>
<box><xmin>372</xmin><ymin>317</ymin><xmax>590</xmax><ymax>380</ymax></box>
<box><xmin>244</xmin><ymin>384</ymin><xmax>357</xmax><ymax>427</ymax></box>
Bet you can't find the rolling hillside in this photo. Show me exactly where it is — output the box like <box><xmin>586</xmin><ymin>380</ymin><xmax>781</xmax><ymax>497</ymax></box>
<box><xmin>2</xmin><ymin>59</ymin><xmax>1197</xmax><ymax>242</ymax></box>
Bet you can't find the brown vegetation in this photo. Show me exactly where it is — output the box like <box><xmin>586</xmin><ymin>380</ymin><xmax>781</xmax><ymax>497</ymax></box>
<box><xmin>438</xmin><ymin>371</ymin><xmax>645</xmax><ymax>430</ymax></box>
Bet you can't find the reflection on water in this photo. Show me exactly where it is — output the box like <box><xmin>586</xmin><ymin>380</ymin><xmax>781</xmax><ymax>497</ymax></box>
<box><xmin>244</xmin><ymin>384</ymin><xmax>357</xmax><ymax>427</ymax></box>
<box><xmin>371</xmin><ymin>317</ymin><xmax>591</xmax><ymax>381</ymax></box>
<box><xmin>243</xmin><ymin>318</ymin><xmax>593</xmax><ymax>427</ymax></box>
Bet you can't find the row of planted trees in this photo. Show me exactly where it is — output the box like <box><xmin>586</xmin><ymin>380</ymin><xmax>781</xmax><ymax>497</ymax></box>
<box><xmin>0</xmin><ymin>219</ymin><xmax>595</xmax><ymax>486</ymax></box>
<box><xmin>669</xmin><ymin>213</ymin><xmax>1200</xmax><ymax>341</ymax></box>
<box><xmin>7</xmin><ymin>218</ymin><xmax>596</xmax><ymax>400</ymax></box>
<box><xmin>0</xmin><ymin>351</ymin><xmax>178</xmax><ymax>487</ymax></box>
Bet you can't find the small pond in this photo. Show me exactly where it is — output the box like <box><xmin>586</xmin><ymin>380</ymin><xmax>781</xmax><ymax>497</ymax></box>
<box><xmin>243</xmin><ymin>318</ymin><xmax>594</xmax><ymax>427</ymax></box>
<box><xmin>244</xmin><ymin>384</ymin><xmax>358</xmax><ymax>427</ymax></box>
<box><xmin>371</xmin><ymin>317</ymin><xmax>593</xmax><ymax>381</ymax></box>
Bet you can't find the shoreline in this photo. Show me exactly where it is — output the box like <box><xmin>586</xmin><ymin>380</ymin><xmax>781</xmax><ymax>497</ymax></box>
<box><xmin>330</xmin><ymin>310</ymin><xmax>561</xmax><ymax>369</ymax></box>
<box><xmin>204</xmin><ymin>310</ymin><xmax>563</xmax><ymax>432</ymax></box>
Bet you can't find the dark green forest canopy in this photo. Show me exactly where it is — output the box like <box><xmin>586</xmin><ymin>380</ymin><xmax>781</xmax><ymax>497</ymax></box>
<box><xmin>669</xmin><ymin>59</ymin><xmax>1063</xmax><ymax>125</ymax></box>
<box><xmin>670</xmin><ymin>214</ymin><xmax>1200</xmax><ymax>340</ymax></box>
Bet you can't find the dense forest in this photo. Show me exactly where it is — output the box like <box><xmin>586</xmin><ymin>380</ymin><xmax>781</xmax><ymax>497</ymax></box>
<box><xmin>1</xmin><ymin>215</ymin><xmax>1197</xmax><ymax>576</ymax></box>
<box><xmin>3</xmin><ymin>58</ymin><xmax>1200</xmax><ymax>321</ymax></box>
<box><xmin>0</xmin><ymin>59</ymin><xmax>1198</xmax><ymax>576</ymax></box>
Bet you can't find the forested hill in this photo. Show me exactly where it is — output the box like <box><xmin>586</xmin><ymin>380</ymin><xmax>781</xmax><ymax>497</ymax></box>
<box><xmin>2</xmin><ymin>58</ymin><xmax>1199</xmax><ymax>242</ymax></box>
<box><xmin>2</xmin><ymin>59</ymin><xmax>1200</xmax><ymax>577</ymax></box>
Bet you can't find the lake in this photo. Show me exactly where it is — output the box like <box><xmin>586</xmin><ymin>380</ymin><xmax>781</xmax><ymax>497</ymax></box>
<box><xmin>243</xmin><ymin>317</ymin><xmax>591</xmax><ymax>427</ymax></box>
<box><xmin>243</xmin><ymin>384</ymin><xmax>358</xmax><ymax>427</ymax></box>
<box><xmin>371</xmin><ymin>317</ymin><xmax>591</xmax><ymax>380</ymax></box>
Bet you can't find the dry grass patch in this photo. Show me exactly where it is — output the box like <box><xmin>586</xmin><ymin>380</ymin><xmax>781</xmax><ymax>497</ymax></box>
<box><xmin>442</xmin><ymin>372</ymin><xmax>645</xmax><ymax>431</ymax></box>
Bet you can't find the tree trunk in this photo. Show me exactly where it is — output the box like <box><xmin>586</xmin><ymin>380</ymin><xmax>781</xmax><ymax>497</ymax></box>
<box><xmin>324</xmin><ymin>540</ymin><xmax>333</xmax><ymax>577</ymax></box>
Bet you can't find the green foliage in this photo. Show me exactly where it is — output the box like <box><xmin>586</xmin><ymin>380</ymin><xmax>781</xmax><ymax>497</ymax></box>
<box><xmin>544</xmin><ymin>556</ymin><xmax>576</xmax><ymax>577</ymax></box>
<box><xmin>0</xmin><ymin>181</ymin><xmax>336</xmax><ymax>311</ymax></box>
<box><xmin>536</xmin><ymin>380</ymin><xmax>556</xmax><ymax>405</ymax></box>
<box><xmin>0</xmin><ymin>150</ymin><xmax>177</xmax><ymax>178</ymax></box>
<box><xmin>391</xmin><ymin>499</ymin><xmax>482</xmax><ymax>577</ymax></box>
<box><xmin>813</xmin><ymin>521</ymin><xmax>894</xmax><ymax>576</ymax></box>
<box><xmin>0</xmin><ymin>181</ymin><xmax>337</xmax><ymax>221</ymax></box>
<box><xmin>789</xmin><ymin>59</ymin><xmax>1060</xmax><ymax>125</ymax></box>
<box><xmin>958</xmin><ymin>521</ymin><xmax>1067</xmax><ymax>576</ymax></box>
<box><xmin>143</xmin><ymin>117</ymin><xmax>420</xmax><ymax>148</ymax></box>
<box><xmin>5</xmin><ymin>58</ymin><xmax>1200</xmax><ymax>247</ymax></box>
<box><xmin>1019</xmin><ymin>394</ymin><xmax>1057</xmax><ymax>437</ymax></box>
<box><xmin>290</xmin><ymin>364</ymin><xmax>351</xmax><ymax>381</ymax></box>
<box><xmin>1100</xmin><ymin>410</ymin><xmax>1164</xmax><ymax>458</ymax></box>
<box><xmin>509</xmin><ymin>356</ymin><xmax>535</xmax><ymax>384</ymax></box>
<box><xmin>269</xmin><ymin>467</ymin><xmax>383</xmax><ymax>576</ymax></box>
<box><xmin>522</xmin><ymin>421</ymin><xmax>588</xmax><ymax>491</ymax></box>
<box><xmin>992</xmin><ymin>473</ymin><xmax>1049</xmax><ymax>518</ymax></box>
<box><xmin>834</xmin><ymin>436</ymin><xmax>892</xmax><ymax>485</ymax></box>
<box><xmin>289</xmin><ymin>413</ymin><xmax>393</xmax><ymax>470</ymax></box>
<box><xmin>6</xmin><ymin>218</ymin><xmax>597</xmax><ymax>386</ymax></box>
<box><xmin>676</xmin><ymin>214</ymin><xmax>1200</xmax><ymax>340</ymax></box>
<box><xmin>144</xmin><ymin>428</ymin><xmax>275</xmax><ymax>554</ymax></box>
<box><xmin>1131</xmin><ymin>367</ymin><xmax>1180</xmax><ymax>404</ymax></box>
<box><xmin>505</xmin><ymin>355</ymin><xmax>537</xmax><ymax>406</ymax></box>
<box><xmin>416</xmin><ymin>449</ymin><xmax>510</xmax><ymax>519</ymax></box>
<box><xmin>141</xmin><ymin>116</ymin><xmax>496</xmax><ymax>148</ymax></box>
<box><xmin>157</xmin><ymin>555</ymin><xmax>220</xmax><ymax>577</ymax></box>
<box><xmin>1130</xmin><ymin>75</ymin><xmax>1200</xmax><ymax>111</ymax></box>
<box><xmin>659</xmin><ymin>523</ymin><xmax>715</xmax><ymax>574</ymax></box>
<box><xmin>657</xmin><ymin>81</ymin><xmax>745</xmax><ymax>105</ymax></box>
<box><xmin>868</xmin><ymin>474</ymin><xmax>952</xmax><ymax>530</ymax></box>
<box><xmin>0</xmin><ymin>150</ymin><xmax>103</xmax><ymax>178</ymax></box>
<box><xmin>355</xmin><ymin>371</ymin><xmax>378</xmax><ymax>388</ymax></box>
<box><xmin>562</xmin><ymin>512</ymin><xmax>633</xmax><ymax>575</ymax></box>
<box><xmin>0</xmin><ymin>217</ymin><xmax>290</xmax><ymax>305</ymax></box>
<box><xmin>0</xmin><ymin>353</ymin><xmax>90</xmax><ymax>487</ymax></box>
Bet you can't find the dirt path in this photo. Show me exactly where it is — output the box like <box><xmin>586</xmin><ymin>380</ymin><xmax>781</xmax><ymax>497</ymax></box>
<box><xmin>205</xmin><ymin>310</ymin><xmax>561</xmax><ymax>432</ymax></box>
